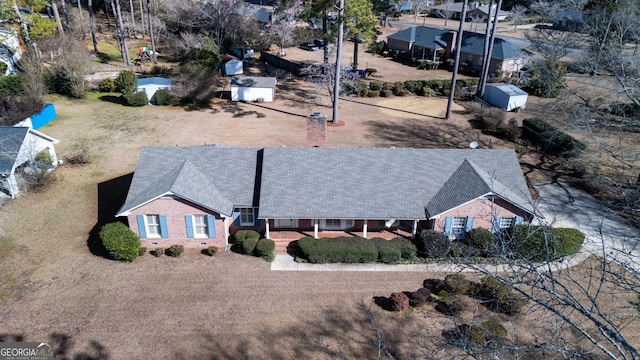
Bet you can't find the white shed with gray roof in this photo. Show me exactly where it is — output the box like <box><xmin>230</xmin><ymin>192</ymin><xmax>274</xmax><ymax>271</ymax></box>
<box><xmin>231</xmin><ymin>76</ymin><xmax>277</xmax><ymax>102</ymax></box>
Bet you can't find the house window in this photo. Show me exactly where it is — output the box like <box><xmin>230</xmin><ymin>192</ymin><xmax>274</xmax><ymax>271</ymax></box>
<box><xmin>239</xmin><ymin>207</ymin><xmax>254</xmax><ymax>226</ymax></box>
<box><xmin>321</xmin><ymin>219</ymin><xmax>354</xmax><ymax>230</ymax></box>
<box><xmin>499</xmin><ymin>217</ymin><xmax>516</xmax><ymax>229</ymax></box>
<box><xmin>193</xmin><ymin>215</ymin><xmax>208</xmax><ymax>237</ymax></box>
<box><xmin>275</xmin><ymin>219</ymin><xmax>298</xmax><ymax>228</ymax></box>
<box><xmin>146</xmin><ymin>215</ymin><xmax>161</xmax><ymax>237</ymax></box>
<box><xmin>451</xmin><ymin>216</ymin><xmax>466</xmax><ymax>239</ymax></box>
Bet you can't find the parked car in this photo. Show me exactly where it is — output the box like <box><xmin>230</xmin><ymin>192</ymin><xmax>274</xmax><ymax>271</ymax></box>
<box><xmin>314</xmin><ymin>39</ymin><xmax>327</xmax><ymax>47</ymax></box>
<box><xmin>300</xmin><ymin>42</ymin><xmax>319</xmax><ymax>51</ymax></box>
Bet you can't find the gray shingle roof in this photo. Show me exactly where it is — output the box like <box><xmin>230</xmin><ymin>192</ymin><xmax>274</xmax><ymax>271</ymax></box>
<box><xmin>118</xmin><ymin>146</ymin><xmax>535</xmax><ymax>220</ymax></box>
<box><xmin>387</xmin><ymin>26</ymin><xmax>450</xmax><ymax>50</ymax></box>
<box><xmin>460</xmin><ymin>32</ymin><xmax>522</xmax><ymax>60</ymax></box>
<box><xmin>0</xmin><ymin>126</ymin><xmax>28</xmax><ymax>174</ymax></box>
<box><xmin>117</xmin><ymin>145</ymin><xmax>260</xmax><ymax>216</ymax></box>
<box><xmin>231</xmin><ymin>76</ymin><xmax>277</xmax><ymax>89</ymax></box>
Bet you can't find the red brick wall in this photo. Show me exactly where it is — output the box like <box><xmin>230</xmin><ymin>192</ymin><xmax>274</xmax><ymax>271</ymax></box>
<box><xmin>126</xmin><ymin>196</ymin><xmax>228</xmax><ymax>248</ymax></box>
<box><xmin>433</xmin><ymin>197</ymin><xmax>530</xmax><ymax>235</ymax></box>
<box><xmin>387</xmin><ymin>38</ymin><xmax>411</xmax><ymax>51</ymax></box>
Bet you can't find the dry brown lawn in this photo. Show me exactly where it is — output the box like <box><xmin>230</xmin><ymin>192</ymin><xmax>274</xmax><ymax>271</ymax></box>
<box><xmin>0</xmin><ymin>49</ymin><xmax>639</xmax><ymax>358</ymax></box>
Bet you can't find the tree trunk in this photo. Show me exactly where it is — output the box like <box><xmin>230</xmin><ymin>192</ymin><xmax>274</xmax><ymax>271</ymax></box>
<box><xmin>332</xmin><ymin>0</ymin><xmax>344</xmax><ymax>123</ymax></box>
<box><xmin>105</xmin><ymin>0</ymin><xmax>111</xmax><ymax>29</ymax></box>
<box><xmin>51</xmin><ymin>1</ymin><xmax>64</xmax><ymax>34</ymax></box>
<box><xmin>353</xmin><ymin>38</ymin><xmax>359</xmax><ymax>71</ymax></box>
<box><xmin>139</xmin><ymin>0</ymin><xmax>145</xmax><ymax>38</ymax></box>
<box><xmin>88</xmin><ymin>0</ymin><xmax>98</xmax><ymax>54</ymax></box>
<box><xmin>12</xmin><ymin>0</ymin><xmax>30</xmax><ymax>43</ymax></box>
<box><xmin>322</xmin><ymin>13</ymin><xmax>329</xmax><ymax>64</ymax></box>
<box><xmin>60</xmin><ymin>0</ymin><xmax>70</xmax><ymax>30</ymax></box>
<box><xmin>146</xmin><ymin>0</ymin><xmax>156</xmax><ymax>64</ymax></box>
<box><xmin>112</xmin><ymin>0</ymin><xmax>130</xmax><ymax>65</ymax></box>
<box><xmin>129</xmin><ymin>0</ymin><xmax>136</xmax><ymax>27</ymax></box>
<box><xmin>78</xmin><ymin>0</ymin><xmax>86</xmax><ymax>40</ymax></box>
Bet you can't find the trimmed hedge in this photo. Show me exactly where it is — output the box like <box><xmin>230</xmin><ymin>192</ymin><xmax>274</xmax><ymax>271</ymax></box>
<box><xmin>99</xmin><ymin>222</ymin><xmax>141</xmax><ymax>262</ymax></box>
<box><xmin>125</xmin><ymin>91</ymin><xmax>148</xmax><ymax>106</ymax></box>
<box><xmin>522</xmin><ymin>118</ymin><xmax>585</xmax><ymax>157</ymax></box>
<box><xmin>166</xmin><ymin>245</ymin><xmax>184</xmax><ymax>257</ymax></box>
<box><xmin>234</xmin><ymin>230</ymin><xmax>260</xmax><ymax>244</ymax></box>
<box><xmin>298</xmin><ymin>236</ymin><xmax>379</xmax><ymax>263</ymax></box>
<box><xmin>374</xmin><ymin>237</ymin><xmax>402</xmax><ymax>263</ymax></box>
<box><xmin>255</xmin><ymin>238</ymin><xmax>275</xmax><ymax>258</ymax></box>
<box><xmin>154</xmin><ymin>88</ymin><xmax>174</xmax><ymax>105</ymax></box>
<box><xmin>444</xmin><ymin>274</ymin><xmax>471</xmax><ymax>295</ymax></box>
<box><xmin>242</xmin><ymin>237</ymin><xmax>259</xmax><ymax>255</ymax></box>
<box><xmin>556</xmin><ymin>227</ymin><xmax>585</xmax><ymax>256</ymax></box>
<box><xmin>417</xmin><ymin>230</ymin><xmax>450</xmax><ymax>258</ymax></box>
<box><xmin>467</xmin><ymin>228</ymin><xmax>496</xmax><ymax>256</ymax></box>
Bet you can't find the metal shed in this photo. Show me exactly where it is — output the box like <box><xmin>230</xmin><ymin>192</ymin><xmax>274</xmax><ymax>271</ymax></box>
<box><xmin>136</xmin><ymin>77</ymin><xmax>172</xmax><ymax>104</ymax></box>
<box><xmin>231</xmin><ymin>76</ymin><xmax>277</xmax><ymax>102</ymax></box>
<box><xmin>222</xmin><ymin>57</ymin><xmax>243</xmax><ymax>76</ymax></box>
<box><xmin>483</xmin><ymin>84</ymin><xmax>528</xmax><ymax>111</ymax></box>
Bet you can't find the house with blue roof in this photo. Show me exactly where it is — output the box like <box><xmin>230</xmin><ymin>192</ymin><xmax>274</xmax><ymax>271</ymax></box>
<box><xmin>116</xmin><ymin>145</ymin><xmax>536</xmax><ymax>251</ymax></box>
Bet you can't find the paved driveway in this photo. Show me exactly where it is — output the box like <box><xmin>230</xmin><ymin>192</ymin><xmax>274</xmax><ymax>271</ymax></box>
<box><xmin>534</xmin><ymin>182</ymin><xmax>640</xmax><ymax>272</ymax></box>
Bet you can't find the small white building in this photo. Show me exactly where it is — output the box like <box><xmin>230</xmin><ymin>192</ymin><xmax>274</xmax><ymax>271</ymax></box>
<box><xmin>0</xmin><ymin>126</ymin><xmax>59</xmax><ymax>198</ymax></box>
<box><xmin>231</xmin><ymin>76</ymin><xmax>277</xmax><ymax>102</ymax></box>
<box><xmin>222</xmin><ymin>56</ymin><xmax>243</xmax><ymax>76</ymax></box>
<box><xmin>483</xmin><ymin>83</ymin><xmax>528</xmax><ymax>111</ymax></box>
<box><xmin>136</xmin><ymin>77</ymin><xmax>172</xmax><ymax>104</ymax></box>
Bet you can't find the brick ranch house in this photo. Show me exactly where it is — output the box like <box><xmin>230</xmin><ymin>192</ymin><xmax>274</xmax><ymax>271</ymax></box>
<box><xmin>116</xmin><ymin>145</ymin><xmax>536</xmax><ymax>249</ymax></box>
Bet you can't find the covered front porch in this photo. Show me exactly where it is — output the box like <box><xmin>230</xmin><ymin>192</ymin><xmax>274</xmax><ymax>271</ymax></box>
<box><xmin>266</xmin><ymin>226</ymin><xmax>415</xmax><ymax>255</ymax></box>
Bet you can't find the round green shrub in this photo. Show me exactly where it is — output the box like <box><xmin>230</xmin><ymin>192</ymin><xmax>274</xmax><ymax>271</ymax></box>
<box><xmin>234</xmin><ymin>230</ymin><xmax>248</xmax><ymax>243</ymax></box>
<box><xmin>481</xmin><ymin>320</ymin><xmax>507</xmax><ymax>338</ymax></box>
<box><xmin>114</xmin><ymin>70</ymin><xmax>137</xmax><ymax>95</ymax></box>
<box><xmin>417</xmin><ymin>230</ymin><xmax>450</xmax><ymax>258</ymax></box>
<box><xmin>154</xmin><ymin>88</ymin><xmax>174</xmax><ymax>105</ymax></box>
<box><xmin>395</xmin><ymin>237</ymin><xmax>417</xmax><ymax>260</ymax></box>
<box><xmin>478</xmin><ymin>276</ymin><xmax>528</xmax><ymax>315</ymax></box>
<box><xmin>205</xmin><ymin>246</ymin><xmax>218</xmax><ymax>256</ymax></box>
<box><xmin>125</xmin><ymin>91</ymin><xmax>148</xmax><ymax>106</ymax></box>
<box><xmin>366</xmin><ymin>90</ymin><xmax>380</xmax><ymax>97</ymax></box>
<box><xmin>263</xmin><ymin>252</ymin><xmax>276</xmax><ymax>262</ymax></box>
<box><xmin>374</xmin><ymin>238</ymin><xmax>402</xmax><ymax>263</ymax></box>
<box><xmin>380</xmin><ymin>89</ymin><xmax>393</xmax><ymax>97</ymax></box>
<box><xmin>369</xmin><ymin>80</ymin><xmax>382</xmax><ymax>91</ymax></box>
<box><xmin>242</xmin><ymin>237</ymin><xmax>258</xmax><ymax>255</ymax></box>
<box><xmin>99</xmin><ymin>222</ymin><xmax>141</xmax><ymax>262</ymax></box>
<box><xmin>245</xmin><ymin>230</ymin><xmax>260</xmax><ymax>239</ymax></box>
<box><xmin>555</xmin><ymin>228</ymin><xmax>585</xmax><ymax>256</ymax></box>
<box><xmin>467</xmin><ymin>228</ymin><xmax>496</xmax><ymax>256</ymax></box>
<box><xmin>99</xmin><ymin>78</ymin><xmax>115</xmax><ymax>92</ymax></box>
<box><xmin>444</xmin><ymin>273</ymin><xmax>471</xmax><ymax>295</ymax></box>
<box><xmin>511</xmin><ymin>224</ymin><xmax>560</xmax><ymax>261</ymax></box>
<box><xmin>255</xmin><ymin>238</ymin><xmax>275</xmax><ymax>257</ymax></box>
<box><xmin>418</xmin><ymin>87</ymin><xmax>435</xmax><ymax>97</ymax></box>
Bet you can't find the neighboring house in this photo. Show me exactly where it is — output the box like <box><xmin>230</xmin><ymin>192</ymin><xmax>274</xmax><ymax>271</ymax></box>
<box><xmin>136</xmin><ymin>77</ymin><xmax>172</xmax><ymax>104</ymax></box>
<box><xmin>386</xmin><ymin>26</ymin><xmax>530</xmax><ymax>75</ymax></box>
<box><xmin>234</xmin><ymin>3</ymin><xmax>272</xmax><ymax>25</ymax></box>
<box><xmin>222</xmin><ymin>55</ymin><xmax>243</xmax><ymax>76</ymax></box>
<box><xmin>483</xmin><ymin>83</ymin><xmax>528</xmax><ymax>111</ymax></box>
<box><xmin>430</xmin><ymin>2</ymin><xmax>511</xmax><ymax>22</ymax></box>
<box><xmin>552</xmin><ymin>10</ymin><xmax>584</xmax><ymax>32</ymax></box>
<box><xmin>0</xmin><ymin>27</ymin><xmax>22</xmax><ymax>74</ymax></box>
<box><xmin>458</xmin><ymin>32</ymin><xmax>530</xmax><ymax>75</ymax></box>
<box><xmin>386</xmin><ymin>26</ymin><xmax>451</xmax><ymax>60</ymax></box>
<box><xmin>231</xmin><ymin>76</ymin><xmax>277</xmax><ymax>102</ymax></box>
<box><xmin>116</xmin><ymin>145</ymin><xmax>536</xmax><ymax>249</ymax></box>
<box><xmin>0</xmin><ymin>126</ymin><xmax>59</xmax><ymax>198</ymax></box>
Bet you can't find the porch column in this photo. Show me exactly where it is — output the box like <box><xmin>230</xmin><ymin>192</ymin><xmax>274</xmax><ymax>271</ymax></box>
<box><xmin>362</xmin><ymin>219</ymin><xmax>368</xmax><ymax>239</ymax></box>
<box><xmin>313</xmin><ymin>219</ymin><xmax>318</xmax><ymax>239</ymax></box>
<box><xmin>412</xmin><ymin>220</ymin><xmax>418</xmax><ymax>238</ymax></box>
<box><xmin>265</xmin><ymin>219</ymin><xmax>270</xmax><ymax>239</ymax></box>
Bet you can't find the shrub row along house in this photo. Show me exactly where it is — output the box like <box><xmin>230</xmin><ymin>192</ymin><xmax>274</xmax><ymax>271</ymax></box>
<box><xmin>116</xmin><ymin>145</ymin><xmax>536</xmax><ymax>249</ymax></box>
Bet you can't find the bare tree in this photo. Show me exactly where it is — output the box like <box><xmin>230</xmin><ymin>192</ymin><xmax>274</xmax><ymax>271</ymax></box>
<box><xmin>510</xmin><ymin>4</ymin><xmax>526</xmax><ymax>31</ymax></box>
<box><xmin>87</xmin><ymin>0</ymin><xmax>98</xmax><ymax>54</ymax></box>
<box><xmin>111</xmin><ymin>0</ymin><xmax>130</xmax><ymax>65</ymax></box>
<box><xmin>51</xmin><ymin>0</ymin><xmax>64</xmax><ymax>33</ymax></box>
<box><xmin>436</xmin><ymin>0</ymin><xmax>455</xmax><ymax>26</ymax></box>
<box><xmin>266</xmin><ymin>12</ymin><xmax>297</xmax><ymax>56</ymax></box>
<box><xmin>412</xmin><ymin>0</ymin><xmax>431</xmax><ymax>23</ymax></box>
<box><xmin>529</xmin><ymin>0</ymin><xmax>561</xmax><ymax>23</ymax></box>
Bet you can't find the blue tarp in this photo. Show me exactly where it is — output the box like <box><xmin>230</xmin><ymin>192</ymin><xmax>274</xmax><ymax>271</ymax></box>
<box><xmin>30</xmin><ymin>103</ymin><xmax>56</xmax><ymax>130</ymax></box>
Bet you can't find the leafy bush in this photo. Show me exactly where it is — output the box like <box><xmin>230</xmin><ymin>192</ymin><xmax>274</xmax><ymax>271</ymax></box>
<box><xmin>366</xmin><ymin>90</ymin><xmax>380</xmax><ymax>97</ymax></box>
<box><xmin>374</xmin><ymin>238</ymin><xmax>402</xmax><ymax>263</ymax></box>
<box><xmin>166</xmin><ymin>245</ymin><xmax>184</xmax><ymax>257</ymax></box>
<box><xmin>234</xmin><ymin>230</ymin><xmax>248</xmax><ymax>243</ymax></box>
<box><xmin>481</xmin><ymin>320</ymin><xmax>507</xmax><ymax>338</ymax></box>
<box><xmin>436</xmin><ymin>296</ymin><xmax>466</xmax><ymax>316</ymax></box>
<box><xmin>205</xmin><ymin>246</ymin><xmax>218</xmax><ymax>256</ymax></box>
<box><xmin>522</xmin><ymin>118</ymin><xmax>585</xmax><ymax>157</ymax></box>
<box><xmin>98</xmin><ymin>78</ymin><xmax>115</xmax><ymax>92</ymax></box>
<box><xmin>510</xmin><ymin>224</ymin><xmax>560</xmax><ymax>261</ymax></box>
<box><xmin>410</xmin><ymin>287</ymin><xmax>432</xmax><ymax>307</ymax></box>
<box><xmin>125</xmin><ymin>91</ymin><xmax>148</xmax><ymax>106</ymax></box>
<box><xmin>495</xmin><ymin>122</ymin><xmax>522</xmax><ymax>142</ymax></box>
<box><xmin>396</xmin><ymin>237</ymin><xmax>417</xmax><ymax>260</ymax></box>
<box><xmin>297</xmin><ymin>236</ymin><xmax>379</xmax><ymax>263</ymax></box>
<box><xmin>450</xmin><ymin>242</ymin><xmax>477</xmax><ymax>257</ymax></box>
<box><xmin>392</xmin><ymin>81</ymin><xmax>404</xmax><ymax>95</ymax></box>
<box><xmin>154</xmin><ymin>88</ymin><xmax>174</xmax><ymax>105</ymax></box>
<box><xmin>467</xmin><ymin>228</ymin><xmax>496</xmax><ymax>256</ymax></box>
<box><xmin>255</xmin><ymin>238</ymin><xmax>275</xmax><ymax>258</ymax></box>
<box><xmin>417</xmin><ymin>86</ymin><xmax>435</xmax><ymax>97</ymax></box>
<box><xmin>243</xmin><ymin>237</ymin><xmax>259</xmax><ymax>255</ymax></box>
<box><xmin>114</xmin><ymin>70</ymin><xmax>137</xmax><ymax>95</ymax></box>
<box><xmin>417</xmin><ymin>230</ymin><xmax>451</xmax><ymax>258</ymax></box>
<box><xmin>403</xmin><ymin>80</ymin><xmax>422</xmax><ymax>94</ymax></box>
<box><xmin>365</xmin><ymin>68</ymin><xmax>377</xmax><ymax>76</ymax></box>
<box><xmin>0</xmin><ymin>62</ymin><xmax>7</xmax><ymax>76</ymax></box>
<box><xmin>342</xmin><ymin>81</ymin><xmax>368</xmax><ymax>96</ymax></box>
<box><xmin>477</xmin><ymin>276</ymin><xmax>528</xmax><ymax>315</ymax></box>
<box><xmin>444</xmin><ymin>274</ymin><xmax>471</xmax><ymax>295</ymax></box>
<box><xmin>369</xmin><ymin>80</ymin><xmax>382</xmax><ymax>91</ymax></box>
<box><xmin>0</xmin><ymin>75</ymin><xmax>24</xmax><ymax>95</ymax></box>
<box><xmin>380</xmin><ymin>89</ymin><xmax>393</xmax><ymax>97</ymax></box>
<box><xmin>0</xmin><ymin>93</ymin><xmax>45</xmax><ymax>126</ymax></box>
<box><xmin>63</xmin><ymin>149</ymin><xmax>90</xmax><ymax>165</ymax></box>
<box><xmin>555</xmin><ymin>228</ymin><xmax>585</xmax><ymax>256</ymax></box>
<box><xmin>99</xmin><ymin>222</ymin><xmax>141</xmax><ymax>262</ymax></box>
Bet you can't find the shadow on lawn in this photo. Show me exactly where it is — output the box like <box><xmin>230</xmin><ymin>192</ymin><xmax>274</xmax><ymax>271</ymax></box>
<box><xmin>98</xmin><ymin>95</ymin><xmax>128</xmax><ymax>106</ymax></box>
<box><xmin>87</xmin><ymin>173</ymin><xmax>134</xmax><ymax>258</ymax></box>
<box><xmin>0</xmin><ymin>333</ymin><xmax>109</xmax><ymax>360</ymax></box>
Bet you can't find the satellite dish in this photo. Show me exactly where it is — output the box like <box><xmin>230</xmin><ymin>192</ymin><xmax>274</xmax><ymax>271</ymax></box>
<box><xmin>470</xmin><ymin>141</ymin><xmax>479</xmax><ymax>149</ymax></box>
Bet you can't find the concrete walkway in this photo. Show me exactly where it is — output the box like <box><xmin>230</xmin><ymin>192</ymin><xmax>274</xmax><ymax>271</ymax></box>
<box><xmin>272</xmin><ymin>182</ymin><xmax>640</xmax><ymax>273</ymax></box>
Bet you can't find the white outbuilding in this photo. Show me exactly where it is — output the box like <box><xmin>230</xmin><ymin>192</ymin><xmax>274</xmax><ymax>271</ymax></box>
<box><xmin>136</xmin><ymin>77</ymin><xmax>172</xmax><ymax>104</ymax></box>
<box><xmin>231</xmin><ymin>76</ymin><xmax>277</xmax><ymax>102</ymax></box>
<box><xmin>222</xmin><ymin>56</ymin><xmax>243</xmax><ymax>76</ymax></box>
<box><xmin>483</xmin><ymin>83</ymin><xmax>528</xmax><ymax>111</ymax></box>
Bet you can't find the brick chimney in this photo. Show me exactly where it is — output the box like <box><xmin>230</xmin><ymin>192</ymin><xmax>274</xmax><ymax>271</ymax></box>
<box><xmin>306</xmin><ymin>112</ymin><xmax>327</xmax><ymax>147</ymax></box>
<box><xmin>445</xmin><ymin>30</ymin><xmax>457</xmax><ymax>59</ymax></box>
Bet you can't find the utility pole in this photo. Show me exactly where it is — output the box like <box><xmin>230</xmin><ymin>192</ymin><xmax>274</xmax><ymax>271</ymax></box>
<box><xmin>147</xmin><ymin>0</ymin><xmax>157</xmax><ymax>64</ymax></box>
<box><xmin>477</xmin><ymin>0</ymin><xmax>493</xmax><ymax>97</ymax></box>
<box><xmin>445</xmin><ymin>0</ymin><xmax>468</xmax><ymax>120</ymax></box>
<box><xmin>332</xmin><ymin>0</ymin><xmax>344</xmax><ymax>124</ymax></box>
<box><xmin>477</xmin><ymin>0</ymin><xmax>502</xmax><ymax>98</ymax></box>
